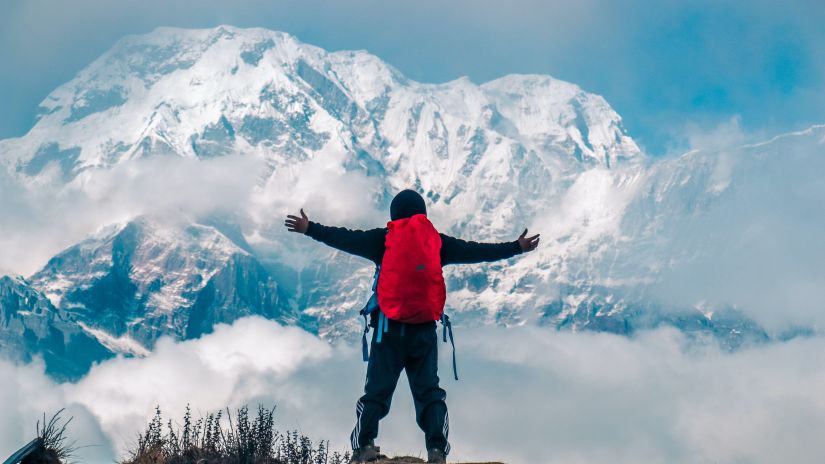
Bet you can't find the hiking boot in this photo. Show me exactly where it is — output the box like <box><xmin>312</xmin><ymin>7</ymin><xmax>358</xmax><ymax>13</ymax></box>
<box><xmin>350</xmin><ymin>442</ymin><xmax>383</xmax><ymax>463</ymax></box>
<box><xmin>427</xmin><ymin>447</ymin><xmax>447</xmax><ymax>464</ymax></box>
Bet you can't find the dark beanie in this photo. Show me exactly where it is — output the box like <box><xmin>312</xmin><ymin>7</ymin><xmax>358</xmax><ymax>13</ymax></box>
<box><xmin>390</xmin><ymin>189</ymin><xmax>427</xmax><ymax>221</ymax></box>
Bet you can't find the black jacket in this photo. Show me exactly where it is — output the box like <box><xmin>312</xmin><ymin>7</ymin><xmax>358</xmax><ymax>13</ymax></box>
<box><xmin>305</xmin><ymin>221</ymin><xmax>523</xmax><ymax>266</ymax></box>
<box><xmin>306</xmin><ymin>221</ymin><xmax>522</xmax><ymax>327</ymax></box>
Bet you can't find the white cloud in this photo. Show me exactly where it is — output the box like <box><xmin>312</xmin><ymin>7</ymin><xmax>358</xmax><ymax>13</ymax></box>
<box><xmin>645</xmin><ymin>124</ymin><xmax>825</xmax><ymax>331</ymax></box>
<box><xmin>0</xmin><ymin>145</ymin><xmax>386</xmax><ymax>276</ymax></box>
<box><xmin>3</xmin><ymin>317</ymin><xmax>825</xmax><ymax>463</ymax></box>
<box><xmin>0</xmin><ymin>155</ymin><xmax>262</xmax><ymax>276</ymax></box>
<box><xmin>249</xmin><ymin>146</ymin><xmax>387</xmax><ymax>250</ymax></box>
<box><xmin>682</xmin><ymin>116</ymin><xmax>750</xmax><ymax>152</ymax></box>
<box><xmin>0</xmin><ymin>359</ymin><xmax>115</xmax><ymax>462</ymax></box>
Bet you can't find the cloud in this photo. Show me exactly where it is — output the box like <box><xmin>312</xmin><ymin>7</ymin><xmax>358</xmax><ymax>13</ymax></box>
<box><xmin>251</xmin><ymin>146</ymin><xmax>387</xmax><ymax>233</ymax></box>
<box><xmin>0</xmin><ymin>155</ymin><xmax>259</xmax><ymax>275</ymax></box>
<box><xmin>0</xmin><ymin>144</ymin><xmax>384</xmax><ymax>276</ymax></box>
<box><xmin>643</xmin><ymin>124</ymin><xmax>825</xmax><ymax>331</ymax></box>
<box><xmin>681</xmin><ymin>116</ymin><xmax>750</xmax><ymax>153</ymax></box>
<box><xmin>3</xmin><ymin>317</ymin><xmax>825</xmax><ymax>463</ymax></box>
<box><xmin>0</xmin><ymin>359</ymin><xmax>115</xmax><ymax>462</ymax></box>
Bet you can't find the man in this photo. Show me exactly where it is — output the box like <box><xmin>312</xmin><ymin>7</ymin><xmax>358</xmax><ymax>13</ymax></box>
<box><xmin>285</xmin><ymin>189</ymin><xmax>539</xmax><ymax>463</ymax></box>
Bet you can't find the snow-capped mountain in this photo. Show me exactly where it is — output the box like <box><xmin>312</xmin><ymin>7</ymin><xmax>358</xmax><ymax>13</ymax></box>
<box><xmin>0</xmin><ymin>26</ymin><xmax>639</xmax><ymax>177</ymax></box>
<box><xmin>29</xmin><ymin>217</ymin><xmax>295</xmax><ymax>350</ymax></box>
<box><xmin>1</xmin><ymin>26</ymin><xmax>821</xmax><ymax>377</ymax></box>
<box><xmin>0</xmin><ymin>276</ymin><xmax>112</xmax><ymax>380</ymax></box>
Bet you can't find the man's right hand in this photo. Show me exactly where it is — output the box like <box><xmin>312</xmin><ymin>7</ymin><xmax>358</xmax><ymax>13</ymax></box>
<box><xmin>517</xmin><ymin>228</ymin><xmax>540</xmax><ymax>252</ymax></box>
<box><xmin>285</xmin><ymin>208</ymin><xmax>310</xmax><ymax>234</ymax></box>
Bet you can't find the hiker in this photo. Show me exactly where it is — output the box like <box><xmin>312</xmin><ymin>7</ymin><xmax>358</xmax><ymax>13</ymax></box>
<box><xmin>285</xmin><ymin>189</ymin><xmax>540</xmax><ymax>464</ymax></box>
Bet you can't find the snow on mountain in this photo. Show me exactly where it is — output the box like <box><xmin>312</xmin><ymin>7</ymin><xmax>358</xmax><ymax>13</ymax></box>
<box><xmin>1</xmin><ymin>26</ymin><xmax>820</xmax><ymax>376</ymax></box>
<box><xmin>0</xmin><ymin>26</ymin><xmax>639</xmax><ymax>181</ymax></box>
<box><xmin>0</xmin><ymin>275</ymin><xmax>113</xmax><ymax>380</ymax></box>
<box><xmin>28</xmin><ymin>217</ymin><xmax>296</xmax><ymax>353</ymax></box>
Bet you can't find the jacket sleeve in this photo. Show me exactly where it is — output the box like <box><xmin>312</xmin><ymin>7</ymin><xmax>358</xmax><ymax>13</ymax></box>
<box><xmin>305</xmin><ymin>221</ymin><xmax>386</xmax><ymax>264</ymax></box>
<box><xmin>439</xmin><ymin>233</ymin><xmax>523</xmax><ymax>265</ymax></box>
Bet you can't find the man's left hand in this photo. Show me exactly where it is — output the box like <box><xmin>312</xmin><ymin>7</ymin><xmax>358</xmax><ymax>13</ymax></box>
<box><xmin>285</xmin><ymin>208</ymin><xmax>310</xmax><ymax>234</ymax></box>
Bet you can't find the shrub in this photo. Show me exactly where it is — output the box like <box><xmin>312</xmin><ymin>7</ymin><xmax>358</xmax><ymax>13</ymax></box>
<box><xmin>123</xmin><ymin>405</ymin><xmax>350</xmax><ymax>464</ymax></box>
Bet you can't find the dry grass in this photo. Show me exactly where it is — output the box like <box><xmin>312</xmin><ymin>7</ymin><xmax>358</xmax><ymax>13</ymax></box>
<box><xmin>121</xmin><ymin>405</ymin><xmax>350</xmax><ymax>464</ymax></box>
<box><xmin>18</xmin><ymin>410</ymin><xmax>76</xmax><ymax>464</ymax></box>
<box><xmin>10</xmin><ymin>407</ymin><xmax>503</xmax><ymax>464</ymax></box>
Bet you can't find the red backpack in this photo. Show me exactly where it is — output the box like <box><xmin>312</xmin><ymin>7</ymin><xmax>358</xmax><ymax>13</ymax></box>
<box><xmin>358</xmin><ymin>213</ymin><xmax>458</xmax><ymax>379</ymax></box>
<box><xmin>377</xmin><ymin>213</ymin><xmax>446</xmax><ymax>323</ymax></box>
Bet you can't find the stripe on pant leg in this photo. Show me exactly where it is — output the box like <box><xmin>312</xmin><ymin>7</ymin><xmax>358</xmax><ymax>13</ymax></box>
<box><xmin>443</xmin><ymin>410</ymin><xmax>450</xmax><ymax>454</ymax></box>
<box><xmin>352</xmin><ymin>400</ymin><xmax>365</xmax><ymax>449</ymax></box>
<box><xmin>351</xmin><ymin>401</ymin><xmax>364</xmax><ymax>449</ymax></box>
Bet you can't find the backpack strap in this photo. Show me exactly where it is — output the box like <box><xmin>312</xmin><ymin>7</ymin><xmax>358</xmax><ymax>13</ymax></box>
<box><xmin>377</xmin><ymin>311</ymin><xmax>390</xmax><ymax>343</ymax></box>
<box><xmin>360</xmin><ymin>312</ymin><xmax>369</xmax><ymax>362</ymax></box>
<box><xmin>441</xmin><ymin>314</ymin><xmax>458</xmax><ymax>381</ymax></box>
<box><xmin>359</xmin><ymin>266</ymin><xmax>382</xmax><ymax>362</ymax></box>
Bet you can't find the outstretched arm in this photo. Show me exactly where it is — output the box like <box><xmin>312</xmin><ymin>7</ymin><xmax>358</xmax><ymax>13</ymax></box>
<box><xmin>441</xmin><ymin>228</ymin><xmax>540</xmax><ymax>265</ymax></box>
<box><xmin>285</xmin><ymin>209</ymin><xmax>385</xmax><ymax>263</ymax></box>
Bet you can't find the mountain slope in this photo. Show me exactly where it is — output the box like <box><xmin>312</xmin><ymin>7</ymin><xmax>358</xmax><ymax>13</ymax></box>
<box><xmin>0</xmin><ymin>276</ymin><xmax>112</xmax><ymax>380</ymax></box>
<box><xmin>28</xmin><ymin>217</ymin><xmax>296</xmax><ymax>352</ymax></box>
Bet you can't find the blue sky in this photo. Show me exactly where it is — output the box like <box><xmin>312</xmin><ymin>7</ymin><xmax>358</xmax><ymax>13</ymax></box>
<box><xmin>1</xmin><ymin>0</ymin><xmax>823</xmax><ymax>153</ymax></box>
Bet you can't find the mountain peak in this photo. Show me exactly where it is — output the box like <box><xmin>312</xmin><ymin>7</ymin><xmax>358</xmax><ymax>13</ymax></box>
<box><xmin>1</xmin><ymin>25</ymin><xmax>641</xmax><ymax>186</ymax></box>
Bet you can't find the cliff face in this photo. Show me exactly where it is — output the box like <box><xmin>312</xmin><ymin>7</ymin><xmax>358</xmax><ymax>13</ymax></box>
<box><xmin>0</xmin><ymin>275</ymin><xmax>112</xmax><ymax>380</ymax></box>
<box><xmin>29</xmin><ymin>218</ymin><xmax>296</xmax><ymax>348</ymax></box>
